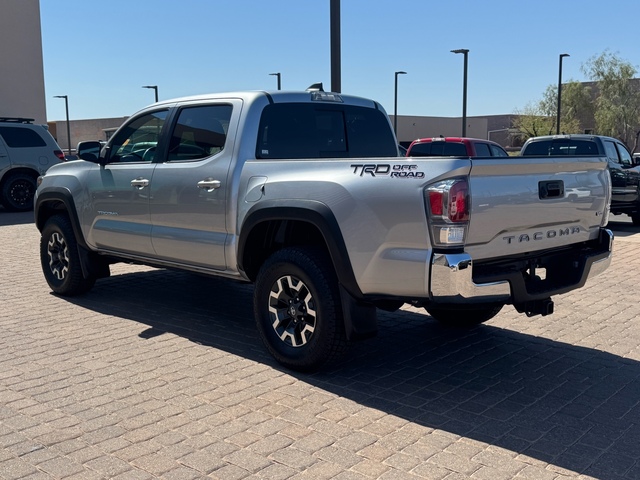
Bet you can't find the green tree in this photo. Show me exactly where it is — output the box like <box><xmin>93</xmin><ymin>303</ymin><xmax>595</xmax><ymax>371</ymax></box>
<box><xmin>581</xmin><ymin>50</ymin><xmax>640</xmax><ymax>150</ymax></box>
<box><xmin>513</xmin><ymin>82</ymin><xmax>586</xmax><ymax>138</ymax></box>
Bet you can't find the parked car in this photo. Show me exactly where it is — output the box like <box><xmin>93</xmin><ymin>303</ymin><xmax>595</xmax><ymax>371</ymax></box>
<box><xmin>520</xmin><ymin>134</ymin><xmax>640</xmax><ymax>225</ymax></box>
<box><xmin>406</xmin><ymin>136</ymin><xmax>509</xmax><ymax>157</ymax></box>
<box><xmin>0</xmin><ymin>117</ymin><xmax>65</xmax><ymax>211</ymax></box>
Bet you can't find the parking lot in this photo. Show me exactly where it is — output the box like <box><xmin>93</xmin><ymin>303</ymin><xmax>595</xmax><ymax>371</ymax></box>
<box><xmin>1</xmin><ymin>210</ymin><xmax>639</xmax><ymax>480</ymax></box>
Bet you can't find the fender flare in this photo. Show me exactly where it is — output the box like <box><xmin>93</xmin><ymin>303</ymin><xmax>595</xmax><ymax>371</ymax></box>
<box><xmin>34</xmin><ymin>188</ymin><xmax>109</xmax><ymax>279</ymax></box>
<box><xmin>238</xmin><ymin>200</ymin><xmax>363</xmax><ymax>300</ymax></box>
<box><xmin>34</xmin><ymin>188</ymin><xmax>88</xmax><ymax>248</ymax></box>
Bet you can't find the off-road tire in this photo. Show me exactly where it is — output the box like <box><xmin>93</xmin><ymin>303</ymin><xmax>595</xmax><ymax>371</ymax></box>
<box><xmin>40</xmin><ymin>214</ymin><xmax>96</xmax><ymax>296</ymax></box>
<box><xmin>426</xmin><ymin>303</ymin><xmax>504</xmax><ymax>328</ymax></box>
<box><xmin>254</xmin><ymin>247</ymin><xmax>349</xmax><ymax>371</ymax></box>
<box><xmin>1</xmin><ymin>172</ymin><xmax>37</xmax><ymax>211</ymax></box>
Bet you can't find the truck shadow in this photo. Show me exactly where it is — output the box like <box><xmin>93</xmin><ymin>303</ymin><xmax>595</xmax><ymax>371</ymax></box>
<box><xmin>65</xmin><ymin>269</ymin><xmax>639</xmax><ymax>479</ymax></box>
<box><xmin>0</xmin><ymin>208</ymin><xmax>34</xmax><ymax>226</ymax></box>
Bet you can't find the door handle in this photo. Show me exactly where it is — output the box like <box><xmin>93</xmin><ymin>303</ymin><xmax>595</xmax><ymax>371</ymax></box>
<box><xmin>539</xmin><ymin>180</ymin><xmax>564</xmax><ymax>199</ymax></box>
<box><xmin>197</xmin><ymin>178</ymin><xmax>221</xmax><ymax>191</ymax></box>
<box><xmin>131</xmin><ymin>178</ymin><xmax>149</xmax><ymax>189</ymax></box>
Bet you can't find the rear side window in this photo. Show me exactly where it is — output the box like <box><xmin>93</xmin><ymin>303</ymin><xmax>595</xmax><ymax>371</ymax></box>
<box><xmin>0</xmin><ymin>126</ymin><xmax>46</xmax><ymax>148</ymax></box>
<box><xmin>167</xmin><ymin>104</ymin><xmax>232</xmax><ymax>162</ymax></box>
<box><xmin>474</xmin><ymin>143</ymin><xmax>491</xmax><ymax>156</ymax></box>
<box><xmin>523</xmin><ymin>139</ymin><xmax>599</xmax><ymax>156</ymax></box>
<box><xmin>490</xmin><ymin>144</ymin><xmax>508</xmax><ymax>157</ymax></box>
<box><xmin>256</xmin><ymin>103</ymin><xmax>397</xmax><ymax>159</ymax></box>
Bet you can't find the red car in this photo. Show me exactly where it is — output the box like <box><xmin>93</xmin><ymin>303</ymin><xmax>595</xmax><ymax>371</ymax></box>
<box><xmin>406</xmin><ymin>136</ymin><xmax>509</xmax><ymax>157</ymax></box>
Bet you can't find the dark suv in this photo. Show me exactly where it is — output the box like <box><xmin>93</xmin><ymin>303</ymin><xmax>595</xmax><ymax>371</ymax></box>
<box><xmin>520</xmin><ymin>134</ymin><xmax>640</xmax><ymax>224</ymax></box>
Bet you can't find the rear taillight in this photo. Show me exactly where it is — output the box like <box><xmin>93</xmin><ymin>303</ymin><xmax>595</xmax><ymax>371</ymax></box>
<box><xmin>54</xmin><ymin>150</ymin><xmax>66</xmax><ymax>161</ymax></box>
<box><xmin>425</xmin><ymin>178</ymin><xmax>470</xmax><ymax>247</ymax></box>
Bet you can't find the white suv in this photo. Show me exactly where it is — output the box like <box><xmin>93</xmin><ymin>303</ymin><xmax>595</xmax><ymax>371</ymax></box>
<box><xmin>0</xmin><ymin>117</ymin><xmax>65</xmax><ymax>211</ymax></box>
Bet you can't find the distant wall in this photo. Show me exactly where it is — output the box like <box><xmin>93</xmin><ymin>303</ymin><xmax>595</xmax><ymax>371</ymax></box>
<box><xmin>0</xmin><ymin>0</ymin><xmax>47</xmax><ymax>123</ymax></box>
<box><xmin>49</xmin><ymin>117</ymin><xmax>128</xmax><ymax>152</ymax></box>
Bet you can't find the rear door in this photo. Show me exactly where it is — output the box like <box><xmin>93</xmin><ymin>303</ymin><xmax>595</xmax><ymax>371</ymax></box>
<box><xmin>148</xmin><ymin>100</ymin><xmax>240</xmax><ymax>270</ymax></box>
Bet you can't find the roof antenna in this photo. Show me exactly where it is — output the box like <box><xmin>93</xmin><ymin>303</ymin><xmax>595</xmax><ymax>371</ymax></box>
<box><xmin>306</xmin><ymin>82</ymin><xmax>324</xmax><ymax>92</ymax></box>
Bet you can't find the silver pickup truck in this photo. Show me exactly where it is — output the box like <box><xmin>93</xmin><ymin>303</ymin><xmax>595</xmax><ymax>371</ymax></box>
<box><xmin>34</xmin><ymin>90</ymin><xmax>613</xmax><ymax>371</ymax></box>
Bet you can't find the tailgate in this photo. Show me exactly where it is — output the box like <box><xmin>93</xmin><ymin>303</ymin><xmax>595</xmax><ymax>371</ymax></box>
<box><xmin>465</xmin><ymin>156</ymin><xmax>609</xmax><ymax>261</ymax></box>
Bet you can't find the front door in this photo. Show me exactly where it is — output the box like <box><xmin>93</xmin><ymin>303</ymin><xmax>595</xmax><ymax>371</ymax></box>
<box><xmin>85</xmin><ymin>110</ymin><xmax>168</xmax><ymax>256</ymax></box>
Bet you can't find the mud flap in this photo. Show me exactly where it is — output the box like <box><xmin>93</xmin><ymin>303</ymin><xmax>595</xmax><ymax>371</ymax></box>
<box><xmin>339</xmin><ymin>285</ymin><xmax>378</xmax><ymax>341</ymax></box>
<box><xmin>78</xmin><ymin>246</ymin><xmax>110</xmax><ymax>280</ymax></box>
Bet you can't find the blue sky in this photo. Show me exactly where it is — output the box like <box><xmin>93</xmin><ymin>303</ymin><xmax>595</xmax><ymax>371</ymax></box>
<box><xmin>41</xmin><ymin>0</ymin><xmax>638</xmax><ymax>121</ymax></box>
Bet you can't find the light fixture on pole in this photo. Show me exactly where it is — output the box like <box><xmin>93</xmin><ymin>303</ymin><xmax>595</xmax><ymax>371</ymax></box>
<box><xmin>269</xmin><ymin>73</ymin><xmax>281</xmax><ymax>90</ymax></box>
<box><xmin>142</xmin><ymin>85</ymin><xmax>159</xmax><ymax>102</ymax></box>
<box><xmin>451</xmin><ymin>49</ymin><xmax>469</xmax><ymax>137</ymax></box>
<box><xmin>394</xmin><ymin>71</ymin><xmax>407</xmax><ymax>136</ymax></box>
<box><xmin>557</xmin><ymin>53</ymin><xmax>570</xmax><ymax>135</ymax></box>
<box><xmin>53</xmin><ymin>95</ymin><xmax>71</xmax><ymax>157</ymax></box>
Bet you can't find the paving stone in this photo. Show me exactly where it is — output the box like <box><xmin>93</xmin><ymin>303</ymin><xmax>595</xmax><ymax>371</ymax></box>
<box><xmin>2</xmin><ymin>217</ymin><xmax>640</xmax><ymax>480</ymax></box>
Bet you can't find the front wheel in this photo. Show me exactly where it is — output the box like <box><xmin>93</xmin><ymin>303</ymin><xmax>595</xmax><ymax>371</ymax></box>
<box><xmin>426</xmin><ymin>303</ymin><xmax>504</xmax><ymax>328</ymax></box>
<box><xmin>1</xmin><ymin>173</ymin><xmax>37</xmax><ymax>211</ymax></box>
<box><xmin>631</xmin><ymin>214</ymin><xmax>640</xmax><ymax>226</ymax></box>
<box><xmin>40</xmin><ymin>214</ymin><xmax>96</xmax><ymax>296</ymax></box>
<box><xmin>254</xmin><ymin>247</ymin><xmax>349</xmax><ymax>371</ymax></box>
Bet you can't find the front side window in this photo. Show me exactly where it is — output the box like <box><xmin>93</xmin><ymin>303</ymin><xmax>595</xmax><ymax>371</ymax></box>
<box><xmin>108</xmin><ymin>110</ymin><xmax>168</xmax><ymax>163</ymax></box>
<box><xmin>603</xmin><ymin>140</ymin><xmax>620</xmax><ymax>163</ymax></box>
<box><xmin>167</xmin><ymin>104</ymin><xmax>232</xmax><ymax>162</ymax></box>
<box><xmin>0</xmin><ymin>127</ymin><xmax>46</xmax><ymax>148</ymax></box>
<box><xmin>256</xmin><ymin>103</ymin><xmax>397</xmax><ymax>159</ymax></box>
<box><xmin>616</xmin><ymin>142</ymin><xmax>633</xmax><ymax>166</ymax></box>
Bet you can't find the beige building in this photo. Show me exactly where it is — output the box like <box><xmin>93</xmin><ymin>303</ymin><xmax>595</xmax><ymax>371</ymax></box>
<box><xmin>0</xmin><ymin>0</ymin><xmax>47</xmax><ymax>123</ymax></box>
<box><xmin>393</xmin><ymin>113</ymin><xmax>523</xmax><ymax>151</ymax></box>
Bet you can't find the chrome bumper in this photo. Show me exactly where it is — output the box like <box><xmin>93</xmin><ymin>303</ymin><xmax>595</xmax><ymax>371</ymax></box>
<box><xmin>430</xmin><ymin>253</ymin><xmax>511</xmax><ymax>303</ymax></box>
<box><xmin>429</xmin><ymin>228</ymin><xmax>614</xmax><ymax>305</ymax></box>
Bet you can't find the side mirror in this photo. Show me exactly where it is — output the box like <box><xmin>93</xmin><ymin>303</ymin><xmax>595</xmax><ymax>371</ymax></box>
<box><xmin>76</xmin><ymin>141</ymin><xmax>103</xmax><ymax>163</ymax></box>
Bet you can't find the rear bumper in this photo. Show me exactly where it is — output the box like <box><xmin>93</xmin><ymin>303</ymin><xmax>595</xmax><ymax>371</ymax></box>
<box><xmin>430</xmin><ymin>228</ymin><xmax>613</xmax><ymax>305</ymax></box>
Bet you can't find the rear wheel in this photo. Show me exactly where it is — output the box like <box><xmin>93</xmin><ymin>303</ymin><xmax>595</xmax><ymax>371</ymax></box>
<box><xmin>1</xmin><ymin>172</ymin><xmax>37</xmax><ymax>211</ymax></box>
<box><xmin>426</xmin><ymin>303</ymin><xmax>504</xmax><ymax>328</ymax></box>
<box><xmin>254</xmin><ymin>247</ymin><xmax>349</xmax><ymax>371</ymax></box>
<box><xmin>40</xmin><ymin>214</ymin><xmax>96</xmax><ymax>296</ymax></box>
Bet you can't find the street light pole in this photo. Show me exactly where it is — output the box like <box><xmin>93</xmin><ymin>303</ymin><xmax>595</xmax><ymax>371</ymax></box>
<box><xmin>451</xmin><ymin>49</ymin><xmax>469</xmax><ymax>137</ymax></box>
<box><xmin>269</xmin><ymin>72</ymin><xmax>281</xmax><ymax>90</ymax></box>
<box><xmin>53</xmin><ymin>95</ymin><xmax>71</xmax><ymax>157</ymax></box>
<box><xmin>330</xmin><ymin>0</ymin><xmax>341</xmax><ymax>92</ymax></box>
<box><xmin>557</xmin><ymin>53</ymin><xmax>570</xmax><ymax>135</ymax></box>
<box><xmin>142</xmin><ymin>85</ymin><xmax>159</xmax><ymax>102</ymax></box>
<box><xmin>394</xmin><ymin>71</ymin><xmax>407</xmax><ymax>137</ymax></box>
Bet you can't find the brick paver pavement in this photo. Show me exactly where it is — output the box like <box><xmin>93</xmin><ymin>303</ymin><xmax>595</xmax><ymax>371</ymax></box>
<box><xmin>1</xmin><ymin>210</ymin><xmax>639</xmax><ymax>480</ymax></box>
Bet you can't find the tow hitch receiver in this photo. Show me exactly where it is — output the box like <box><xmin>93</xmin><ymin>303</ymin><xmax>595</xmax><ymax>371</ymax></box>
<box><xmin>515</xmin><ymin>298</ymin><xmax>554</xmax><ymax>317</ymax></box>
